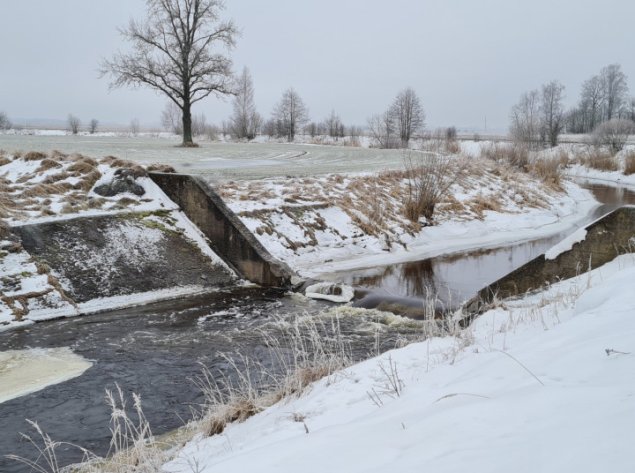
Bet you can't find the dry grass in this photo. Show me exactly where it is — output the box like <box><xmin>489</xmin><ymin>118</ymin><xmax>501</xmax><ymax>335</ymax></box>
<box><xmin>68</xmin><ymin>160</ymin><xmax>98</xmax><ymax>174</ymax></box>
<box><xmin>581</xmin><ymin>148</ymin><xmax>619</xmax><ymax>172</ymax></box>
<box><xmin>480</xmin><ymin>143</ymin><xmax>529</xmax><ymax>170</ymax></box>
<box><xmin>0</xmin><ymin>156</ymin><xmax>11</xmax><ymax>166</ymax></box>
<box><xmin>35</xmin><ymin>158</ymin><xmax>63</xmax><ymax>173</ymax></box>
<box><xmin>623</xmin><ymin>151</ymin><xmax>635</xmax><ymax>175</ymax></box>
<box><xmin>23</xmin><ymin>151</ymin><xmax>48</xmax><ymax>161</ymax></box>
<box><xmin>197</xmin><ymin>315</ymin><xmax>351</xmax><ymax>438</ymax></box>
<box><xmin>146</xmin><ymin>163</ymin><xmax>177</xmax><ymax>173</ymax></box>
<box><xmin>530</xmin><ymin>157</ymin><xmax>562</xmax><ymax>191</ymax></box>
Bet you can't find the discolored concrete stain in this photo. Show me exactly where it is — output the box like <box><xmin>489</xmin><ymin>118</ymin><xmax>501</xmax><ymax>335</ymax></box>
<box><xmin>13</xmin><ymin>212</ymin><xmax>235</xmax><ymax>303</ymax></box>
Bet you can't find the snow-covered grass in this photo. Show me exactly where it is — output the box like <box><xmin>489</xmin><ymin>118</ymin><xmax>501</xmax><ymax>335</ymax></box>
<box><xmin>161</xmin><ymin>253</ymin><xmax>635</xmax><ymax>473</ymax></box>
<box><xmin>0</xmin><ymin>150</ymin><xmax>178</xmax><ymax>223</ymax></box>
<box><xmin>218</xmin><ymin>155</ymin><xmax>597</xmax><ymax>277</ymax></box>
<box><xmin>0</xmin><ymin>151</ymin><xmax>234</xmax><ymax>331</ymax></box>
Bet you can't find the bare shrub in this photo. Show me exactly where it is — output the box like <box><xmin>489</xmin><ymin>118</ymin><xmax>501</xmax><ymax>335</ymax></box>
<box><xmin>623</xmin><ymin>151</ymin><xmax>635</xmax><ymax>175</ymax></box>
<box><xmin>592</xmin><ymin>119</ymin><xmax>635</xmax><ymax>153</ymax></box>
<box><xmin>67</xmin><ymin>114</ymin><xmax>81</xmax><ymax>135</ymax></box>
<box><xmin>0</xmin><ymin>111</ymin><xmax>12</xmax><ymax>130</ymax></box>
<box><xmin>403</xmin><ymin>152</ymin><xmax>461</xmax><ymax>224</ymax></box>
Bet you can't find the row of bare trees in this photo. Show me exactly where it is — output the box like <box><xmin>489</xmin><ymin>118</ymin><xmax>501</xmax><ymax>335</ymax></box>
<box><xmin>567</xmin><ymin>64</ymin><xmax>632</xmax><ymax>133</ymax></box>
<box><xmin>509</xmin><ymin>81</ymin><xmax>565</xmax><ymax>148</ymax></box>
<box><xmin>510</xmin><ymin>64</ymin><xmax>635</xmax><ymax>149</ymax></box>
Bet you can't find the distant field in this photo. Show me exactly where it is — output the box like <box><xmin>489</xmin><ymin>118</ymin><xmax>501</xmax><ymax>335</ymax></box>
<box><xmin>0</xmin><ymin>134</ymin><xmax>407</xmax><ymax>181</ymax></box>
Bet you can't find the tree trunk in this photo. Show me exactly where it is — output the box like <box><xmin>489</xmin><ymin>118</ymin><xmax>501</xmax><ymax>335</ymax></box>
<box><xmin>182</xmin><ymin>101</ymin><xmax>195</xmax><ymax>147</ymax></box>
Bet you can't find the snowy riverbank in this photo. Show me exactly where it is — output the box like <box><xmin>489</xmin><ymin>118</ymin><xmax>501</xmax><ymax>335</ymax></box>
<box><xmin>164</xmin><ymin>253</ymin><xmax>635</xmax><ymax>473</ymax></box>
<box><xmin>220</xmin><ymin>172</ymin><xmax>598</xmax><ymax>278</ymax></box>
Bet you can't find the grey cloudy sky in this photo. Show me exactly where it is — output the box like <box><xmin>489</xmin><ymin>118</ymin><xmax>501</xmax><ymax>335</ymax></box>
<box><xmin>1</xmin><ymin>0</ymin><xmax>634</xmax><ymax>131</ymax></box>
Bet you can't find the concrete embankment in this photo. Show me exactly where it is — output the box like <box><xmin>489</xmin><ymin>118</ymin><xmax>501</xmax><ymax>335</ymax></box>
<box><xmin>464</xmin><ymin>206</ymin><xmax>635</xmax><ymax>318</ymax></box>
<box><xmin>150</xmin><ymin>172</ymin><xmax>295</xmax><ymax>288</ymax></box>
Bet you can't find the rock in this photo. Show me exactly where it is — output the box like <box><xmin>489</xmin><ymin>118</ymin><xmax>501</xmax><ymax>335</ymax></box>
<box><xmin>94</xmin><ymin>169</ymin><xmax>146</xmax><ymax>197</ymax></box>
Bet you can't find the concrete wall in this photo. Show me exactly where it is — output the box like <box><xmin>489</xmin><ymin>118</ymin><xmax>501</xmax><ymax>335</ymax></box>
<box><xmin>464</xmin><ymin>206</ymin><xmax>635</xmax><ymax>317</ymax></box>
<box><xmin>150</xmin><ymin>172</ymin><xmax>294</xmax><ymax>288</ymax></box>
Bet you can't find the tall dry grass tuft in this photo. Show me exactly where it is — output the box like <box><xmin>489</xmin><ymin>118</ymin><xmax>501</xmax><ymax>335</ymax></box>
<box><xmin>480</xmin><ymin>143</ymin><xmax>529</xmax><ymax>170</ymax></box>
<box><xmin>23</xmin><ymin>151</ymin><xmax>48</xmax><ymax>161</ymax></box>
<box><xmin>197</xmin><ymin>315</ymin><xmax>352</xmax><ymax>438</ymax></box>
<box><xmin>623</xmin><ymin>150</ymin><xmax>635</xmax><ymax>175</ymax></box>
<box><xmin>581</xmin><ymin>148</ymin><xmax>619</xmax><ymax>171</ymax></box>
<box><xmin>530</xmin><ymin>157</ymin><xmax>562</xmax><ymax>190</ymax></box>
<box><xmin>403</xmin><ymin>152</ymin><xmax>462</xmax><ymax>224</ymax></box>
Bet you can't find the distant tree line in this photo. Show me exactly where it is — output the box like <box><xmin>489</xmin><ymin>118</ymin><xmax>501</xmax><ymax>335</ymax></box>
<box><xmin>510</xmin><ymin>63</ymin><xmax>635</xmax><ymax>149</ymax></box>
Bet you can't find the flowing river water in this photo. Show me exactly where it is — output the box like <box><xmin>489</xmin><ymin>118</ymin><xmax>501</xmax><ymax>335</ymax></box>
<box><xmin>0</xmin><ymin>182</ymin><xmax>633</xmax><ymax>471</ymax></box>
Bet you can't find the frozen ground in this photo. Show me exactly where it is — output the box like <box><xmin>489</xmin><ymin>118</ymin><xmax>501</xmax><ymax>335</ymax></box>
<box><xmin>164</xmin><ymin>253</ymin><xmax>635</xmax><ymax>473</ymax></box>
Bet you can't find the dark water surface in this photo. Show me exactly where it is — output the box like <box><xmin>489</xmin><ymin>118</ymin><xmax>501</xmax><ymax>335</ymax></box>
<box><xmin>330</xmin><ymin>183</ymin><xmax>635</xmax><ymax>311</ymax></box>
<box><xmin>1</xmin><ymin>182</ymin><xmax>633</xmax><ymax>472</ymax></box>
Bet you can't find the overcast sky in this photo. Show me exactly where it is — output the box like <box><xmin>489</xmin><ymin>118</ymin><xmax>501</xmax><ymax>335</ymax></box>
<box><xmin>1</xmin><ymin>0</ymin><xmax>634</xmax><ymax>131</ymax></box>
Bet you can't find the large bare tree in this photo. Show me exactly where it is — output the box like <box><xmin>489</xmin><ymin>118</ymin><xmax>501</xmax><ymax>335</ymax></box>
<box><xmin>272</xmin><ymin>88</ymin><xmax>309</xmax><ymax>142</ymax></box>
<box><xmin>390</xmin><ymin>87</ymin><xmax>425</xmax><ymax>147</ymax></box>
<box><xmin>600</xmin><ymin>63</ymin><xmax>629</xmax><ymax>121</ymax></box>
<box><xmin>101</xmin><ymin>0</ymin><xmax>238</xmax><ymax>147</ymax></box>
<box><xmin>540</xmin><ymin>80</ymin><xmax>565</xmax><ymax>147</ymax></box>
<box><xmin>229</xmin><ymin>67</ymin><xmax>262</xmax><ymax>140</ymax></box>
<box><xmin>510</xmin><ymin>90</ymin><xmax>540</xmax><ymax>147</ymax></box>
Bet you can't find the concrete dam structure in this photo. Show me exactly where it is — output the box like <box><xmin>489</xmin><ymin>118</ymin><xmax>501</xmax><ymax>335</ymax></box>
<box><xmin>149</xmin><ymin>172</ymin><xmax>295</xmax><ymax>288</ymax></box>
<box><xmin>464</xmin><ymin>206</ymin><xmax>635</xmax><ymax>317</ymax></box>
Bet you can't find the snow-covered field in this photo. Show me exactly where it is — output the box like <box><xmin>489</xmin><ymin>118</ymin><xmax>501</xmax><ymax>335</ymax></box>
<box><xmin>164</xmin><ymin>254</ymin><xmax>635</xmax><ymax>473</ymax></box>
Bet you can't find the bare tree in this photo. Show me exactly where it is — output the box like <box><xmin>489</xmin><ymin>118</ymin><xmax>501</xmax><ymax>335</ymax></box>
<box><xmin>89</xmin><ymin>119</ymin><xmax>99</xmax><ymax>134</ymax></box>
<box><xmin>192</xmin><ymin>113</ymin><xmax>207</xmax><ymax>136</ymax></box>
<box><xmin>68</xmin><ymin>114</ymin><xmax>81</xmax><ymax>135</ymax></box>
<box><xmin>229</xmin><ymin>67</ymin><xmax>262</xmax><ymax>140</ymax></box>
<box><xmin>323</xmin><ymin>110</ymin><xmax>344</xmax><ymax>140</ymax></box>
<box><xmin>129</xmin><ymin>118</ymin><xmax>141</xmax><ymax>136</ymax></box>
<box><xmin>540</xmin><ymin>80</ymin><xmax>566</xmax><ymax>147</ymax></box>
<box><xmin>272</xmin><ymin>88</ymin><xmax>309</xmax><ymax>142</ymax></box>
<box><xmin>262</xmin><ymin>118</ymin><xmax>276</xmax><ymax>138</ymax></box>
<box><xmin>390</xmin><ymin>87</ymin><xmax>425</xmax><ymax>147</ymax></box>
<box><xmin>0</xmin><ymin>111</ymin><xmax>11</xmax><ymax>130</ymax></box>
<box><xmin>509</xmin><ymin>90</ymin><xmax>540</xmax><ymax>147</ymax></box>
<box><xmin>101</xmin><ymin>0</ymin><xmax>238</xmax><ymax>147</ymax></box>
<box><xmin>592</xmin><ymin>118</ymin><xmax>635</xmax><ymax>153</ymax></box>
<box><xmin>161</xmin><ymin>101</ymin><xmax>183</xmax><ymax>135</ymax></box>
<box><xmin>600</xmin><ymin>64</ymin><xmax>629</xmax><ymax>121</ymax></box>
<box><xmin>579</xmin><ymin>75</ymin><xmax>605</xmax><ymax>132</ymax></box>
<box><xmin>367</xmin><ymin>111</ymin><xmax>399</xmax><ymax>149</ymax></box>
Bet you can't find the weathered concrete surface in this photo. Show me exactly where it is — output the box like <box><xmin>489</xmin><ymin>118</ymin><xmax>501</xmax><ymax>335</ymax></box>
<box><xmin>150</xmin><ymin>172</ymin><xmax>294</xmax><ymax>288</ymax></box>
<box><xmin>14</xmin><ymin>212</ymin><xmax>234</xmax><ymax>303</ymax></box>
<box><xmin>464</xmin><ymin>206</ymin><xmax>635</xmax><ymax>317</ymax></box>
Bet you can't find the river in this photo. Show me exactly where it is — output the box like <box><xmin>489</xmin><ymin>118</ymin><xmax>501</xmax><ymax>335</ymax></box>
<box><xmin>0</xmin><ymin>182</ymin><xmax>633</xmax><ymax>472</ymax></box>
